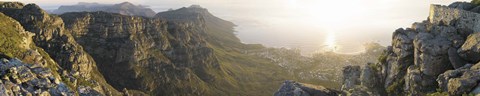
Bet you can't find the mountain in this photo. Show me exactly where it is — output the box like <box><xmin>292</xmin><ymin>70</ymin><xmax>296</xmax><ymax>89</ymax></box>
<box><xmin>0</xmin><ymin>5</ymin><xmax>114</xmax><ymax>95</ymax></box>
<box><xmin>0</xmin><ymin>2</ymin><xmax>121</xmax><ymax>95</ymax></box>
<box><xmin>0</xmin><ymin>1</ymin><xmax>384</xmax><ymax>96</ymax></box>
<box><xmin>274</xmin><ymin>1</ymin><xmax>480</xmax><ymax>96</ymax></box>
<box><xmin>52</xmin><ymin>2</ymin><xmax>156</xmax><ymax>17</ymax></box>
<box><xmin>1</xmin><ymin>1</ymin><xmax>326</xmax><ymax>95</ymax></box>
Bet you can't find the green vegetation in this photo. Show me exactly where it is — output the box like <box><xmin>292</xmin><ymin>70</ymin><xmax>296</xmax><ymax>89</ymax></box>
<box><xmin>0</xmin><ymin>13</ymin><xmax>78</xmax><ymax>94</ymax></box>
<box><xmin>386</xmin><ymin>79</ymin><xmax>405</xmax><ymax>95</ymax></box>
<box><xmin>473</xmin><ymin>0</ymin><xmax>480</xmax><ymax>5</ymax></box>
<box><xmin>427</xmin><ymin>92</ymin><xmax>449</xmax><ymax>96</ymax></box>
<box><xmin>0</xmin><ymin>13</ymin><xmax>28</xmax><ymax>58</ymax></box>
<box><xmin>61</xmin><ymin>75</ymin><xmax>75</xmax><ymax>89</ymax></box>
<box><xmin>378</xmin><ymin>50</ymin><xmax>389</xmax><ymax>64</ymax></box>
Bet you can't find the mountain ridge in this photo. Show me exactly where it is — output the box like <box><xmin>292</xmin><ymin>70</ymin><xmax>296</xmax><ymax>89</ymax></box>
<box><xmin>52</xmin><ymin>2</ymin><xmax>156</xmax><ymax>17</ymax></box>
<box><xmin>0</xmin><ymin>1</ymin><xmax>385</xmax><ymax>96</ymax></box>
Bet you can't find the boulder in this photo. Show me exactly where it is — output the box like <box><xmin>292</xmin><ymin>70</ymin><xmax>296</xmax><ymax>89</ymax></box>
<box><xmin>470</xmin><ymin>83</ymin><xmax>480</xmax><ymax>95</ymax></box>
<box><xmin>385</xmin><ymin>28</ymin><xmax>416</xmax><ymax>94</ymax></box>
<box><xmin>78</xmin><ymin>86</ymin><xmax>103</xmax><ymax>96</ymax></box>
<box><xmin>404</xmin><ymin>65</ymin><xmax>438</xmax><ymax>95</ymax></box>
<box><xmin>447</xmin><ymin>70</ymin><xmax>480</xmax><ymax>95</ymax></box>
<box><xmin>437</xmin><ymin>64</ymin><xmax>472</xmax><ymax>91</ymax></box>
<box><xmin>470</xmin><ymin>6</ymin><xmax>480</xmax><ymax>13</ymax></box>
<box><xmin>448</xmin><ymin>48</ymin><xmax>468</xmax><ymax>69</ymax></box>
<box><xmin>343</xmin><ymin>86</ymin><xmax>376</xmax><ymax>96</ymax></box>
<box><xmin>274</xmin><ymin>80</ymin><xmax>340</xmax><ymax>96</ymax></box>
<box><xmin>459</xmin><ymin>32</ymin><xmax>480</xmax><ymax>63</ymax></box>
<box><xmin>341</xmin><ymin>66</ymin><xmax>361</xmax><ymax>91</ymax></box>
<box><xmin>448</xmin><ymin>2</ymin><xmax>476</xmax><ymax>10</ymax></box>
<box><xmin>414</xmin><ymin>32</ymin><xmax>453</xmax><ymax>76</ymax></box>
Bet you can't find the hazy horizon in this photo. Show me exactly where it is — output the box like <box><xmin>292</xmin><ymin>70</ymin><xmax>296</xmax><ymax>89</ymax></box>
<box><xmin>7</xmin><ymin>0</ymin><xmax>469</xmax><ymax>54</ymax></box>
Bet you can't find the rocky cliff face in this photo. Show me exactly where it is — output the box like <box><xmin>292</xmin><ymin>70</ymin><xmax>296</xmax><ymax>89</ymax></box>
<box><xmin>0</xmin><ymin>11</ymin><xmax>105</xmax><ymax>95</ymax></box>
<box><xmin>274</xmin><ymin>80</ymin><xmax>340</xmax><ymax>96</ymax></box>
<box><xmin>3</xmin><ymin>2</ymin><xmax>294</xmax><ymax>95</ymax></box>
<box><xmin>60</xmin><ymin>11</ymin><xmax>224</xmax><ymax>95</ymax></box>
<box><xmin>0</xmin><ymin>2</ymin><xmax>121</xmax><ymax>95</ymax></box>
<box><xmin>335</xmin><ymin>1</ymin><xmax>480</xmax><ymax>96</ymax></box>
<box><xmin>52</xmin><ymin>2</ymin><xmax>156</xmax><ymax>17</ymax></box>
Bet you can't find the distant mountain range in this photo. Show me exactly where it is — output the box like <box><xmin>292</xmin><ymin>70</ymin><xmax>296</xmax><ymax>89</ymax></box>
<box><xmin>52</xmin><ymin>2</ymin><xmax>156</xmax><ymax>17</ymax></box>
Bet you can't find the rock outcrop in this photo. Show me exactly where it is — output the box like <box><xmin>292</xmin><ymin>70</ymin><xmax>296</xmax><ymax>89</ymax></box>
<box><xmin>0</xmin><ymin>2</ymin><xmax>121</xmax><ymax>95</ymax></box>
<box><xmin>0</xmin><ymin>58</ymin><xmax>77</xmax><ymax>96</ymax></box>
<box><xmin>337</xmin><ymin>1</ymin><xmax>480</xmax><ymax>96</ymax></box>
<box><xmin>52</xmin><ymin>2</ymin><xmax>156</xmax><ymax>17</ymax></box>
<box><xmin>274</xmin><ymin>80</ymin><xmax>340</xmax><ymax>96</ymax></box>
<box><xmin>0</xmin><ymin>12</ymin><xmax>103</xmax><ymax>95</ymax></box>
<box><xmin>60</xmin><ymin>10</ymin><xmax>223</xmax><ymax>95</ymax></box>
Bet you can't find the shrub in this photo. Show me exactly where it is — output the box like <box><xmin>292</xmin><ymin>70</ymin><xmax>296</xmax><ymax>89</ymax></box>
<box><xmin>472</xmin><ymin>0</ymin><xmax>480</xmax><ymax>5</ymax></box>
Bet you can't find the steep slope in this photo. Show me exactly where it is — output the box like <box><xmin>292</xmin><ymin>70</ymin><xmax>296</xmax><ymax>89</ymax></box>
<box><xmin>60</xmin><ymin>11</ymin><xmax>233</xmax><ymax>95</ymax></box>
<box><xmin>0</xmin><ymin>2</ymin><xmax>121</xmax><ymax>95</ymax></box>
<box><xmin>0</xmin><ymin>12</ymin><xmax>102</xmax><ymax>95</ymax></box>
<box><xmin>52</xmin><ymin>2</ymin><xmax>156</xmax><ymax>17</ymax></box>
<box><xmin>156</xmin><ymin>5</ymin><xmax>306</xmax><ymax>95</ymax></box>
<box><xmin>58</xmin><ymin>4</ymin><xmax>313</xmax><ymax>95</ymax></box>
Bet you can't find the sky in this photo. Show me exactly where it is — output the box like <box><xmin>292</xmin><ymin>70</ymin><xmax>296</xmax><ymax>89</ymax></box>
<box><xmin>7</xmin><ymin>0</ymin><xmax>470</xmax><ymax>54</ymax></box>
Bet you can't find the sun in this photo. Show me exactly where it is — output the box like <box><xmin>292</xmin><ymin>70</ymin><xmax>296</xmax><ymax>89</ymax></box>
<box><xmin>324</xmin><ymin>32</ymin><xmax>337</xmax><ymax>52</ymax></box>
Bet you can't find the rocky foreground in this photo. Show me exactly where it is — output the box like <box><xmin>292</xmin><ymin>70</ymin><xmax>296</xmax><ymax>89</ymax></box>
<box><xmin>275</xmin><ymin>1</ymin><xmax>480</xmax><ymax>96</ymax></box>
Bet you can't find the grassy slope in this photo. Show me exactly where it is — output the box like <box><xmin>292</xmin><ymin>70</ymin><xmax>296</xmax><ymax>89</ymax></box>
<box><xmin>0</xmin><ymin>13</ymin><xmax>28</xmax><ymax>58</ymax></box>
<box><xmin>0</xmin><ymin>12</ymin><xmax>69</xmax><ymax>91</ymax></box>
<box><xmin>201</xmin><ymin>18</ymin><xmax>301</xmax><ymax>95</ymax></box>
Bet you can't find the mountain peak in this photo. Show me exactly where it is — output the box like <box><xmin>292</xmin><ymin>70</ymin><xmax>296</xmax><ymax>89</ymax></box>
<box><xmin>52</xmin><ymin>2</ymin><xmax>156</xmax><ymax>17</ymax></box>
<box><xmin>189</xmin><ymin>5</ymin><xmax>203</xmax><ymax>9</ymax></box>
<box><xmin>116</xmin><ymin>2</ymin><xmax>134</xmax><ymax>7</ymax></box>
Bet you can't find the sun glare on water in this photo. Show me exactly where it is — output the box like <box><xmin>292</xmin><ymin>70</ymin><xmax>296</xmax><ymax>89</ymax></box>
<box><xmin>324</xmin><ymin>32</ymin><xmax>337</xmax><ymax>52</ymax></box>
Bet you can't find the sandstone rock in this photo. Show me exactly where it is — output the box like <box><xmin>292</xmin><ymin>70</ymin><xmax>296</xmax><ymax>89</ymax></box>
<box><xmin>470</xmin><ymin>83</ymin><xmax>480</xmax><ymax>95</ymax></box>
<box><xmin>0</xmin><ymin>2</ymin><xmax>121</xmax><ymax>95</ymax></box>
<box><xmin>432</xmin><ymin>25</ymin><xmax>465</xmax><ymax>48</ymax></box>
<box><xmin>360</xmin><ymin>64</ymin><xmax>376</xmax><ymax>88</ymax></box>
<box><xmin>343</xmin><ymin>86</ymin><xmax>377</xmax><ymax>96</ymax></box>
<box><xmin>471</xmin><ymin>62</ymin><xmax>480</xmax><ymax>70</ymax></box>
<box><xmin>78</xmin><ymin>86</ymin><xmax>102</xmax><ymax>96</ymax></box>
<box><xmin>404</xmin><ymin>65</ymin><xmax>438</xmax><ymax>95</ymax></box>
<box><xmin>414</xmin><ymin>32</ymin><xmax>452</xmax><ymax>76</ymax></box>
<box><xmin>437</xmin><ymin>64</ymin><xmax>472</xmax><ymax>92</ymax></box>
<box><xmin>448</xmin><ymin>2</ymin><xmax>476</xmax><ymax>10</ymax></box>
<box><xmin>274</xmin><ymin>80</ymin><xmax>339</xmax><ymax>96</ymax></box>
<box><xmin>15</xmin><ymin>66</ymin><xmax>35</xmax><ymax>83</ymax></box>
<box><xmin>470</xmin><ymin>6</ymin><xmax>480</xmax><ymax>13</ymax></box>
<box><xmin>459</xmin><ymin>32</ymin><xmax>480</xmax><ymax>63</ymax></box>
<box><xmin>338</xmin><ymin>2</ymin><xmax>480</xmax><ymax>96</ymax></box>
<box><xmin>341</xmin><ymin>66</ymin><xmax>361</xmax><ymax>91</ymax></box>
<box><xmin>447</xmin><ymin>70</ymin><xmax>480</xmax><ymax>95</ymax></box>
<box><xmin>59</xmin><ymin>8</ymin><xmax>225</xmax><ymax>95</ymax></box>
<box><xmin>0</xmin><ymin>58</ymin><xmax>78</xmax><ymax>96</ymax></box>
<box><xmin>385</xmin><ymin>28</ymin><xmax>416</xmax><ymax>94</ymax></box>
<box><xmin>405</xmin><ymin>65</ymin><xmax>422</xmax><ymax>95</ymax></box>
<box><xmin>448</xmin><ymin>48</ymin><xmax>468</xmax><ymax>69</ymax></box>
<box><xmin>0</xmin><ymin>2</ymin><xmax>96</xmax><ymax>81</ymax></box>
<box><xmin>412</xmin><ymin>22</ymin><xmax>428</xmax><ymax>32</ymax></box>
